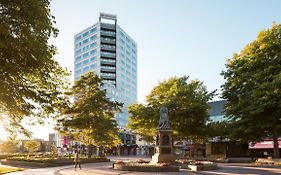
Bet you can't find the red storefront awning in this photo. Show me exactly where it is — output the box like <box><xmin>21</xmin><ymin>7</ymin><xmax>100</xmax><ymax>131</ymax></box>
<box><xmin>249</xmin><ymin>140</ymin><xmax>281</xmax><ymax>149</ymax></box>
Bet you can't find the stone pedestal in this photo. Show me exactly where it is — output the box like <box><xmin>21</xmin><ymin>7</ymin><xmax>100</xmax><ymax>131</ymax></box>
<box><xmin>151</xmin><ymin>129</ymin><xmax>175</xmax><ymax>164</ymax></box>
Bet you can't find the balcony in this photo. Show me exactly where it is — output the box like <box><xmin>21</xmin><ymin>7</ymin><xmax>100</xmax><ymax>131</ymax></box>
<box><xmin>100</xmin><ymin>30</ymin><xmax>116</xmax><ymax>38</ymax></box>
<box><xmin>100</xmin><ymin>59</ymin><xmax>116</xmax><ymax>66</ymax></box>
<box><xmin>101</xmin><ymin>52</ymin><xmax>116</xmax><ymax>59</ymax></box>
<box><xmin>101</xmin><ymin>38</ymin><xmax>116</xmax><ymax>44</ymax></box>
<box><xmin>101</xmin><ymin>67</ymin><xmax>116</xmax><ymax>73</ymax></box>
<box><xmin>101</xmin><ymin>45</ymin><xmax>116</xmax><ymax>52</ymax></box>
<box><xmin>101</xmin><ymin>23</ymin><xmax>116</xmax><ymax>31</ymax></box>
<box><xmin>101</xmin><ymin>74</ymin><xmax>116</xmax><ymax>80</ymax></box>
<box><xmin>102</xmin><ymin>79</ymin><xmax>116</xmax><ymax>86</ymax></box>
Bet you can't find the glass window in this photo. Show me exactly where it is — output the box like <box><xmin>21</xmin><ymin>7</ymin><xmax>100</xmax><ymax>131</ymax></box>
<box><xmin>90</xmin><ymin>42</ymin><xmax>97</xmax><ymax>48</ymax></box>
<box><xmin>132</xmin><ymin>43</ymin><xmax>136</xmax><ymax>48</ymax></box>
<box><xmin>83</xmin><ymin>66</ymin><xmax>89</xmax><ymax>72</ymax></box>
<box><xmin>82</xmin><ymin>32</ymin><xmax>89</xmax><ymax>37</ymax></box>
<box><xmin>75</xmin><ymin>49</ymin><xmax>81</xmax><ymax>54</ymax></box>
<box><xmin>83</xmin><ymin>52</ymin><xmax>89</xmax><ymax>58</ymax></box>
<box><xmin>90</xmin><ymin>56</ymin><xmax>96</xmax><ymax>61</ymax></box>
<box><xmin>75</xmin><ymin>56</ymin><xmax>82</xmax><ymax>61</ymax></box>
<box><xmin>83</xmin><ymin>45</ymin><xmax>89</xmax><ymax>51</ymax></box>
<box><xmin>126</xmin><ymin>50</ymin><xmax>130</xmax><ymax>56</ymax></box>
<box><xmin>90</xmin><ymin>63</ymin><xmax>96</xmax><ymax>69</ymax></box>
<box><xmin>90</xmin><ymin>27</ymin><xmax>97</xmax><ymax>33</ymax></box>
<box><xmin>75</xmin><ymin>35</ymin><xmax>81</xmax><ymax>41</ymax></box>
<box><xmin>83</xmin><ymin>59</ymin><xmax>89</xmax><ymax>65</ymax></box>
<box><xmin>90</xmin><ymin>34</ymin><xmax>97</xmax><ymax>40</ymax></box>
<box><xmin>126</xmin><ymin>37</ymin><xmax>131</xmax><ymax>43</ymax></box>
<box><xmin>90</xmin><ymin>49</ymin><xmax>96</xmax><ymax>54</ymax></box>
<box><xmin>132</xmin><ymin>61</ymin><xmax>136</xmax><ymax>66</ymax></box>
<box><xmin>75</xmin><ymin>62</ymin><xmax>82</xmax><ymax>68</ymax></box>
<box><xmin>82</xmin><ymin>39</ymin><xmax>89</xmax><ymax>44</ymax></box>
<box><xmin>75</xmin><ymin>69</ymin><xmax>81</xmax><ymax>74</ymax></box>
<box><xmin>131</xmin><ymin>68</ymin><xmax>136</xmax><ymax>73</ymax></box>
<box><xmin>131</xmin><ymin>49</ymin><xmax>136</xmax><ymax>54</ymax></box>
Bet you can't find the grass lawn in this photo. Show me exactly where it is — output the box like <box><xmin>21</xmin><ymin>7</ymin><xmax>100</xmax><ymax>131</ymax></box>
<box><xmin>0</xmin><ymin>167</ymin><xmax>23</xmax><ymax>174</ymax></box>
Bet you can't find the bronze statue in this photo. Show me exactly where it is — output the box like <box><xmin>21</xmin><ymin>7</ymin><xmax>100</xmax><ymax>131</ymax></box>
<box><xmin>157</xmin><ymin>107</ymin><xmax>170</xmax><ymax>130</ymax></box>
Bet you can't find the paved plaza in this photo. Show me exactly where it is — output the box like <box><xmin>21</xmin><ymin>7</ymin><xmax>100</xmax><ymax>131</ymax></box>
<box><xmin>5</xmin><ymin>156</ymin><xmax>281</xmax><ymax>175</ymax></box>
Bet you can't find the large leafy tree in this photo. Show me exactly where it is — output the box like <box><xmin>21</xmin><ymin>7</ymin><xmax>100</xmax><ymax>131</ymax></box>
<box><xmin>56</xmin><ymin>72</ymin><xmax>122</xmax><ymax>157</ymax></box>
<box><xmin>0</xmin><ymin>0</ymin><xmax>69</xmax><ymax>135</ymax></box>
<box><xmin>221</xmin><ymin>24</ymin><xmax>281</xmax><ymax>158</ymax></box>
<box><xmin>24</xmin><ymin>140</ymin><xmax>40</xmax><ymax>154</ymax></box>
<box><xmin>128</xmin><ymin>76</ymin><xmax>215</xmax><ymax>142</ymax></box>
<box><xmin>0</xmin><ymin>138</ymin><xmax>19</xmax><ymax>154</ymax></box>
<box><xmin>206</xmin><ymin>121</ymin><xmax>231</xmax><ymax>139</ymax></box>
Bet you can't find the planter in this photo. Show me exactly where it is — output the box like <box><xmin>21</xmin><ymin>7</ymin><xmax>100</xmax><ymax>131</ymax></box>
<box><xmin>188</xmin><ymin>163</ymin><xmax>218</xmax><ymax>171</ymax></box>
<box><xmin>113</xmin><ymin>163</ymin><xmax>179</xmax><ymax>172</ymax></box>
<box><xmin>256</xmin><ymin>158</ymin><xmax>281</xmax><ymax>165</ymax></box>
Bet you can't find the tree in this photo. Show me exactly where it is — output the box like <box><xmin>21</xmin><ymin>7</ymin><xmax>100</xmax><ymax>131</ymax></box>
<box><xmin>50</xmin><ymin>143</ymin><xmax>58</xmax><ymax>158</ymax></box>
<box><xmin>0</xmin><ymin>0</ymin><xmax>69</xmax><ymax>136</ymax></box>
<box><xmin>56</xmin><ymin>72</ymin><xmax>122</xmax><ymax>158</ymax></box>
<box><xmin>221</xmin><ymin>24</ymin><xmax>281</xmax><ymax>158</ymax></box>
<box><xmin>0</xmin><ymin>138</ymin><xmax>19</xmax><ymax>154</ymax></box>
<box><xmin>206</xmin><ymin>121</ymin><xmax>231</xmax><ymax>139</ymax></box>
<box><xmin>128</xmin><ymin>76</ymin><xmax>215</xmax><ymax>142</ymax></box>
<box><xmin>24</xmin><ymin>140</ymin><xmax>40</xmax><ymax>155</ymax></box>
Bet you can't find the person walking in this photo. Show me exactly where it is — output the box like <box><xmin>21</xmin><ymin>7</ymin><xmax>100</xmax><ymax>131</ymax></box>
<box><xmin>74</xmin><ymin>150</ymin><xmax>81</xmax><ymax>170</ymax></box>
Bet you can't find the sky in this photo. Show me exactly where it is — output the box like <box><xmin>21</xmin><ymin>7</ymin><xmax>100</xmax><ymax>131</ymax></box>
<box><xmin>51</xmin><ymin>0</ymin><xmax>281</xmax><ymax>102</ymax></box>
<box><xmin>1</xmin><ymin>0</ymin><xmax>281</xmax><ymax>141</ymax></box>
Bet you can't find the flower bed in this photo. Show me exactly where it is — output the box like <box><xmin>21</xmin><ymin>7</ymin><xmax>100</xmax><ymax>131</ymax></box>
<box><xmin>177</xmin><ymin>159</ymin><xmax>218</xmax><ymax>171</ymax></box>
<box><xmin>113</xmin><ymin>160</ymin><xmax>179</xmax><ymax>172</ymax></box>
<box><xmin>256</xmin><ymin>158</ymin><xmax>281</xmax><ymax>165</ymax></box>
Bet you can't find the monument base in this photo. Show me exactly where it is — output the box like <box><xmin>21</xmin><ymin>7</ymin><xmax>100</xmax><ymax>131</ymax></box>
<box><xmin>151</xmin><ymin>153</ymin><xmax>175</xmax><ymax>164</ymax></box>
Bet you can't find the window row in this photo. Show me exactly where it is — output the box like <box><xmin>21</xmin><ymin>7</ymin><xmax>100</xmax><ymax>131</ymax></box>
<box><xmin>75</xmin><ymin>27</ymin><xmax>97</xmax><ymax>41</ymax></box>
<box><xmin>75</xmin><ymin>63</ymin><xmax>97</xmax><ymax>75</ymax></box>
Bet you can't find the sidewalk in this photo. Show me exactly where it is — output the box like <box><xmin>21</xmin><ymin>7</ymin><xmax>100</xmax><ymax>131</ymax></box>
<box><xmin>57</xmin><ymin>162</ymin><xmax>193</xmax><ymax>175</ymax></box>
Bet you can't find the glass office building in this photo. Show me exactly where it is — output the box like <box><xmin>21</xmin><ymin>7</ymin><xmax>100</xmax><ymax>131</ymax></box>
<box><xmin>74</xmin><ymin>13</ymin><xmax>137</xmax><ymax>127</ymax></box>
<box><xmin>208</xmin><ymin>100</ymin><xmax>227</xmax><ymax>122</ymax></box>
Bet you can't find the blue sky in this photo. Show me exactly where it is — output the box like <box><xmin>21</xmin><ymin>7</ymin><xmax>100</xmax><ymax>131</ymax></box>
<box><xmin>2</xmin><ymin>0</ymin><xmax>280</xmax><ymax>140</ymax></box>
<box><xmin>51</xmin><ymin>0</ymin><xmax>281</xmax><ymax>103</ymax></box>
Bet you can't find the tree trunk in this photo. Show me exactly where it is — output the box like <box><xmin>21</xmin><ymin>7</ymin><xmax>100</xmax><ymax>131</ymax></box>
<box><xmin>272</xmin><ymin>130</ymin><xmax>280</xmax><ymax>158</ymax></box>
<box><xmin>87</xmin><ymin>144</ymin><xmax>92</xmax><ymax>158</ymax></box>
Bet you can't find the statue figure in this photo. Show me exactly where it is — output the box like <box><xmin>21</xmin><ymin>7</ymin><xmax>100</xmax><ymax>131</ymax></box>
<box><xmin>157</xmin><ymin>107</ymin><xmax>170</xmax><ymax>130</ymax></box>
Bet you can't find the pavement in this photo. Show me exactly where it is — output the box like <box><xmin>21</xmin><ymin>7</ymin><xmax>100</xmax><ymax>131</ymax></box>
<box><xmin>4</xmin><ymin>156</ymin><xmax>281</xmax><ymax>175</ymax></box>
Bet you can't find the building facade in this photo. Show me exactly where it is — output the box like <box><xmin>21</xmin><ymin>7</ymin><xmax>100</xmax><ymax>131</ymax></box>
<box><xmin>74</xmin><ymin>13</ymin><xmax>137</xmax><ymax>127</ymax></box>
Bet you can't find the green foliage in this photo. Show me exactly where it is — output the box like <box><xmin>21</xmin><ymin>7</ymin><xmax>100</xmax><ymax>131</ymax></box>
<box><xmin>56</xmin><ymin>72</ymin><xmax>122</xmax><ymax>149</ymax></box>
<box><xmin>221</xmin><ymin>24</ymin><xmax>281</xmax><ymax>158</ymax></box>
<box><xmin>206</xmin><ymin>121</ymin><xmax>231</xmax><ymax>139</ymax></box>
<box><xmin>0</xmin><ymin>138</ymin><xmax>19</xmax><ymax>153</ymax></box>
<box><xmin>0</xmin><ymin>0</ymin><xmax>70</xmax><ymax>136</ymax></box>
<box><xmin>24</xmin><ymin>140</ymin><xmax>40</xmax><ymax>154</ymax></box>
<box><xmin>0</xmin><ymin>167</ymin><xmax>23</xmax><ymax>174</ymax></box>
<box><xmin>50</xmin><ymin>143</ymin><xmax>58</xmax><ymax>158</ymax></box>
<box><xmin>128</xmin><ymin>76</ymin><xmax>215</xmax><ymax>142</ymax></box>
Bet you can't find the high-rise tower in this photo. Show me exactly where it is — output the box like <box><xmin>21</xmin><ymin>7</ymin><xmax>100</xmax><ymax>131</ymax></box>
<box><xmin>74</xmin><ymin>13</ymin><xmax>137</xmax><ymax>127</ymax></box>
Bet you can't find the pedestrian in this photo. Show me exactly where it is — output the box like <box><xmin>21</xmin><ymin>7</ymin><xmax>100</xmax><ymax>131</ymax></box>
<box><xmin>74</xmin><ymin>150</ymin><xmax>81</xmax><ymax>171</ymax></box>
